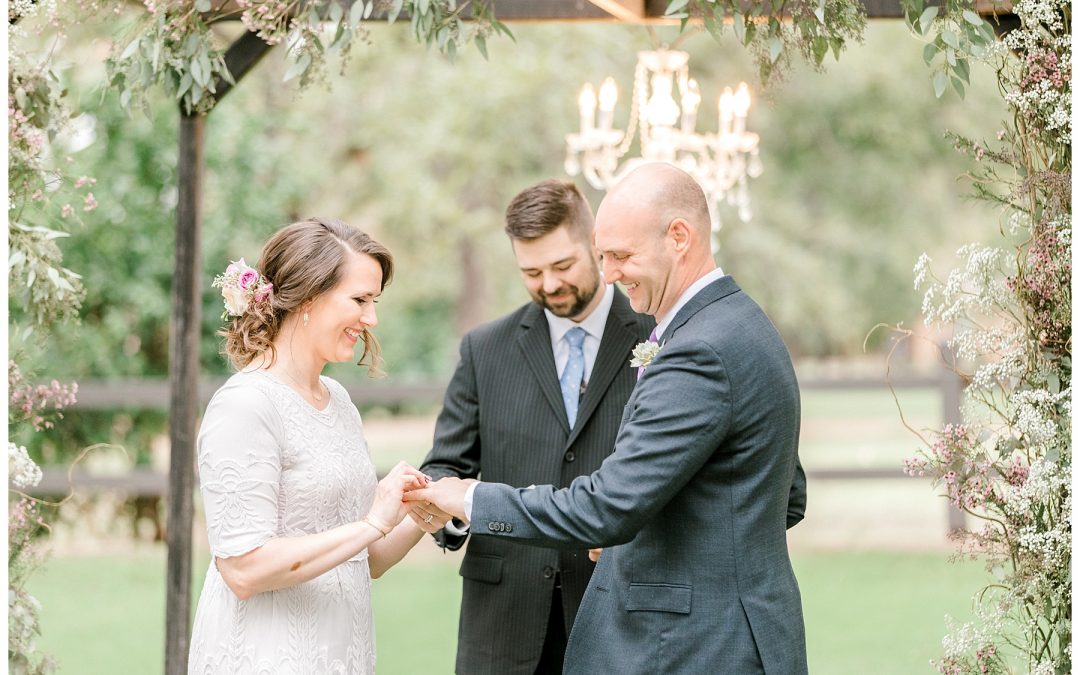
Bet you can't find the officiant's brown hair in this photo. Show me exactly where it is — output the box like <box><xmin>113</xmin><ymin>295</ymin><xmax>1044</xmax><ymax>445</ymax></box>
<box><xmin>504</xmin><ymin>179</ymin><xmax>593</xmax><ymax>244</ymax></box>
<box><xmin>220</xmin><ymin>217</ymin><xmax>394</xmax><ymax>373</ymax></box>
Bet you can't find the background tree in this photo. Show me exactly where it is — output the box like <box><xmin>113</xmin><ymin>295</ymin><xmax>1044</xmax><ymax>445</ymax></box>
<box><xmin>38</xmin><ymin>21</ymin><xmax>1005</xmax><ymax>388</ymax></box>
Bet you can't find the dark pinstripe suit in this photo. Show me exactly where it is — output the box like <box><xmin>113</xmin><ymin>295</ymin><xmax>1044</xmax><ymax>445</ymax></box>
<box><xmin>421</xmin><ymin>288</ymin><xmax>653</xmax><ymax>675</ymax></box>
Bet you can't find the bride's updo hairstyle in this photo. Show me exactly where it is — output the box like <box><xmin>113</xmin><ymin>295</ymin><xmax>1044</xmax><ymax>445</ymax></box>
<box><xmin>221</xmin><ymin>217</ymin><xmax>394</xmax><ymax>372</ymax></box>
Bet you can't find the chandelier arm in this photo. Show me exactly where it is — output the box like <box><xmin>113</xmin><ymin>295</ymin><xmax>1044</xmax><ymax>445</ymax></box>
<box><xmin>669</xmin><ymin>26</ymin><xmax>702</xmax><ymax>51</ymax></box>
<box><xmin>615</xmin><ymin>60</ymin><xmax>646</xmax><ymax>157</ymax></box>
<box><xmin>645</xmin><ymin>25</ymin><xmax>661</xmax><ymax>49</ymax></box>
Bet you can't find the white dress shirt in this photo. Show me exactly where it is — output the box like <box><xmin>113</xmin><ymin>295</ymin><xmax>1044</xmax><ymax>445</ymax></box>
<box><xmin>458</xmin><ymin>283</ymin><xmax>615</xmax><ymax>527</ymax></box>
<box><xmin>547</xmin><ymin>282</ymin><xmax>615</xmax><ymax>385</ymax></box>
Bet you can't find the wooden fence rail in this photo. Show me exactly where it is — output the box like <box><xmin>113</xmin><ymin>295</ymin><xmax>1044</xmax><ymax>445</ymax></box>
<box><xmin>20</xmin><ymin>369</ymin><xmax>967</xmax><ymax>529</ymax></box>
<box><xmin>63</xmin><ymin>378</ymin><xmax>450</xmax><ymax>410</ymax></box>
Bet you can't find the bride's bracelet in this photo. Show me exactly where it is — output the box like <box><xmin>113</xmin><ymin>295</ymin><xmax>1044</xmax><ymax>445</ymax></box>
<box><xmin>361</xmin><ymin>515</ymin><xmax>392</xmax><ymax>539</ymax></box>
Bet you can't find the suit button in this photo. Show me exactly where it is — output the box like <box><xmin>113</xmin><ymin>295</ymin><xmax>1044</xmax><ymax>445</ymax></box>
<box><xmin>543</xmin><ymin>566</ymin><xmax>554</xmax><ymax>579</ymax></box>
<box><xmin>487</xmin><ymin>522</ymin><xmax>497</xmax><ymax>532</ymax></box>
<box><xmin>504</xmin><ymin>523</ymin><xmax>512</xmax><ymax>533</ymax></box>
<box><xmin>564</xmin><ymin>450</ymin><xmax>576</xmax><ymax>463</ymax></box>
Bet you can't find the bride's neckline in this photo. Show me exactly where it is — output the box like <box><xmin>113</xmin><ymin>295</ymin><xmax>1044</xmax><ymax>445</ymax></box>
<box><xmin>250</xmin><ymin>369</ymin><xmax>333</xmax><ymax>414</ymax></box>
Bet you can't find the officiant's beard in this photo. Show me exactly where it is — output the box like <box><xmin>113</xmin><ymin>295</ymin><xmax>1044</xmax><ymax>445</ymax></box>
<box><xmin>533</xmin><ymin>278</ymin><xmax>599</xmax><ymax>319</ymax></box>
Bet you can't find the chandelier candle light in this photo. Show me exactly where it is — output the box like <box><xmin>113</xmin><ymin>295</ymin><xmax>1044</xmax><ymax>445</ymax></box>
<box><xmin>565</xmin><ymin>49</ymin><xmax>763</xmax><ymax>244</ymax></box>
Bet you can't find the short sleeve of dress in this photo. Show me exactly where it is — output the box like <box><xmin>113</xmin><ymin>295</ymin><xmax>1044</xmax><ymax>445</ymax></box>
<box><xmin>197</xmin><ymin>381</ymin><xmax>283</xmax><ymax>559</ymax></box>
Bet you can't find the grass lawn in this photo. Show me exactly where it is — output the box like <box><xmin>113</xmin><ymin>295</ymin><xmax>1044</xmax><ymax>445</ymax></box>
<box><xmin>27</xmin><ymin>547</ymin><xmax>986</xmax><ymax>674</ymax></box>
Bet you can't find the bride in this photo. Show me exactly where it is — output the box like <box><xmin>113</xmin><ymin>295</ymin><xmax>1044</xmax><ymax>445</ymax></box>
<box><xmin>188</xmin><ymin>217</ymin><xmax>448</xmax><ymax>674</ymax></box>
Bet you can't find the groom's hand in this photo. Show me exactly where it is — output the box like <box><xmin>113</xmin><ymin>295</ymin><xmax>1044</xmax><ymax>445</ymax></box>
<box><xmin>404</xmin><ymin>496</ymin><xmax>452</xmax><ymax>534</ymax></box>
<box><xmin>402</xmin><ymin>477</ymin><xmax>475</xmax><ymax>523</ymax></box>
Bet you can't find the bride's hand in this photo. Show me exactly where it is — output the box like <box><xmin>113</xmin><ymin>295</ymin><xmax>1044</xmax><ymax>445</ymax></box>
<box><xmin>406</xmin><ymin>500</ymin><xmax>451</xmax><ymax>533</ymax></box>
<box><xmin>366</xmin><ymin>461</ymin><xmax>428</xmax><ymax>531</ymax></box>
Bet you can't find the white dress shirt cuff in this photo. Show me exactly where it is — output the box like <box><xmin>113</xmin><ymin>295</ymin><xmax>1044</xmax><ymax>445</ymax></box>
<box><xmin>463</xmin><ymin>481</ymin><xmax>479</xmax><ymax>523</ymax></box>
<box><xmin>444</xmin><ymin>517</ymin><xmax>470</xmax><ymax>536</ymax></box>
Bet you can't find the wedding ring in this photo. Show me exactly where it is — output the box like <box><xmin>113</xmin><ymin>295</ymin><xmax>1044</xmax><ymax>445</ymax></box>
<box><xmin>423</xmin><ymin>514</ymin><xmax>434</xmax><ymax>524</ymax></box>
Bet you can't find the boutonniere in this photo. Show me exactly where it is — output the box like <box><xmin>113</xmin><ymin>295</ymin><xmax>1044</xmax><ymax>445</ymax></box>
<box><xmin>629</xmin><ymin>340</ymin><xmax>662</xmax><ymax>369</ymax></box>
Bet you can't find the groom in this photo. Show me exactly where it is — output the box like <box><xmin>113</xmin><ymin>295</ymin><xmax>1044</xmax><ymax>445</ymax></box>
<box><xmin>406</xmin><ymin>163</ymin><xmax>808</xmax><ymax>674</ymax></box>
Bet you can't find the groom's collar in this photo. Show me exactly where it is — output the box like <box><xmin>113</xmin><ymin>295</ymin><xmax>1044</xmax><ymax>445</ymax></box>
<box><xmin>658</xmin><ymin>274</ymin><xmax>741</xmax><ymax>342</ymax></box>
<box><xmin>654</xmin><ymin>267</ymin><xmax>726</xmax><ymax>340</ymax></box>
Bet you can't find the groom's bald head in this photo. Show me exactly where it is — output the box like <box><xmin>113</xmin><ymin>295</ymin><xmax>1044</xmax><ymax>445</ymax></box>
<box><xmin>594</xmin><ymin>163</ymin><xmax>716</xmax><ymax>319</ymax></box>
<box><xmin>605</xmin><ymin>163</ymin><xmax>712</xmax><ymax>245</ymax></box>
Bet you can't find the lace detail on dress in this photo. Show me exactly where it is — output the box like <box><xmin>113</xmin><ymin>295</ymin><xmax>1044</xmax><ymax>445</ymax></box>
<box><xmin>189</xmin><ymin>371</ymin><xmax>378</xmax><ymax>674</ymax></box>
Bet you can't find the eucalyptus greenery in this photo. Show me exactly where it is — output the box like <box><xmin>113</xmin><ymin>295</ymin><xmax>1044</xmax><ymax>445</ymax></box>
<box><xmin>107</xmin><ymin>0</ymin><xmax>511</xmax><ymax>115</ymax></box>
<box><xmin>9</xmin><ymin>8</ymin><xmax>90</xmax><ymax>337</ymax></box>
<box><xmin>901</xmin><ymin>0</ymin><xmax>1002</xmax><ymax>98</ymax></box>
<box><xmin>105</xmin><ymin>0</ymin><xmax>871</xmax><ymax>116</ymax></box>
<box><xmin>666</xmin><ymin>0</ymin><xmax>867</xmax><ymax>83</ymax></box>
<box><xmin>899</xmin><ymin>0</ymin><xmax>1071</xmax><ymax>671</ymax></box>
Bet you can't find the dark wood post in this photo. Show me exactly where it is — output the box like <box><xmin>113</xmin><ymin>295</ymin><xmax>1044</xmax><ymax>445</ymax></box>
<box><xmin>165</xmin><ymin>111</ymin><xmax>204</xmax><ymax>675</ymax></box>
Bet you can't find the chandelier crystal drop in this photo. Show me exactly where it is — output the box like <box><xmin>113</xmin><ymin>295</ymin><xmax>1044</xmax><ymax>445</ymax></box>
<box><xmin>565</xmin><ymin>49</ymin><xmax>763</xmax><ymax>246</ymax></box>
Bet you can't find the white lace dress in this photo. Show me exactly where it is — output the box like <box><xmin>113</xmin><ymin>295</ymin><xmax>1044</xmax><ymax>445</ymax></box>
<box><xmin>188</xmin><ymin>370</ymin><xmax>379</xmax><ymax>675</ymax></box>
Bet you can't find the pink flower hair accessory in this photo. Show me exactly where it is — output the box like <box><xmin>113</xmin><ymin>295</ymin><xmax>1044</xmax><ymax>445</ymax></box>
<box><xmin>212</xmin><ymin>258</ymin><xmax>274</xmax><ymax>318</ymax></box>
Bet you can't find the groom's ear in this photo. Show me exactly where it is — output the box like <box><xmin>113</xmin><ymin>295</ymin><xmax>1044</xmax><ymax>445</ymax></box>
<box><xmin>667</xmin><ymin>217</ymin><xmax>692</xmax><ymax>255</ymax></box>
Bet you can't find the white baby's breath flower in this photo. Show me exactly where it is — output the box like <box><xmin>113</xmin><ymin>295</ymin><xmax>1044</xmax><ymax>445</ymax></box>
<box><xmin>1030</xmin><ymin>662</ymin><xmax>1056</xmax><ymax>675</ymax></box>
<box><xmin>913</xmin><ymin>253</ymin><xmax>932</xmax><ymax>290</ymax></box>
<box><xmin>8</xmin><ymin>442</ymin><xmax>42</xmax><ymax>489</ymax></box>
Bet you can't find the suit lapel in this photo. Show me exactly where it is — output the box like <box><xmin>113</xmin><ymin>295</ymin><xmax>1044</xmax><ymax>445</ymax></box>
<box><xmin>660</xmin><ymin>276</ymin><xmax>741</xmax><ymax>342</ymax></box>
<box><xmin>516</xmin><ymin>304</ymin><xmax>570</xmax><ymax>429</ymax></box>
<box><xmin>566</xmin><ymin>289</ymin><xmax>639</xmax><ymax>447</ymax></box>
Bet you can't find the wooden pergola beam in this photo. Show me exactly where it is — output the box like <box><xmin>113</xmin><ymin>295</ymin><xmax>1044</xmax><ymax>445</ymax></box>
<box><xmin>214</xmin><ymin>29</ymin><xmax>275</xmax><ymax>102</ymax></box>
<box><xmin>587</xmin><ymin>0</ymin><xmax>647</xmax><ymax>22</ymax></box>
<box><xmin>205</xmin><ymin>0</ymin><xmax>1012</xmax><ymax>24</ymax></box>
<box><xmin>200</xmin><ymin>0</ymin><xmax>1013</xmax><ymax>25</ymax></box>
<box><xmin>484</xmin><ymin>0</ymin><xmax>1008</xmax><ymax>21</ymax></box>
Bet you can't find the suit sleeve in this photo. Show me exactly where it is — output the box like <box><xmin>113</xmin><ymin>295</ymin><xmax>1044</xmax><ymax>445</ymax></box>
<box><xmin>786</xmin><ymin>456</ymin><xmax>807</xmax><ymax>529</ymax></box>
<box><xmin>419</xmin><ymin>333</ymin><xmax>483</xmax><ymax>550</ymax></box>
<box><xmin>472</xmin><ymin>337</ymin><xmax>731</xmax><ymax>549</ymax></box>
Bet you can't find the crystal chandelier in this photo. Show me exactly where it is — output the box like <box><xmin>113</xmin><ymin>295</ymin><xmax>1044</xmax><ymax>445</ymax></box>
<box><xmin>565</xmin><ymin>48</ymin><xmax>763</xmax><ymax>243</ymax></box>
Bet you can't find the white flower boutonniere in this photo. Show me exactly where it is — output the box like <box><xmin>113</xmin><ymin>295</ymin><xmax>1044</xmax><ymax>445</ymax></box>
<box><xmin>629</xmin><ymin>340</ymin><xmax>662</xmax><ymax>369</ymax></box>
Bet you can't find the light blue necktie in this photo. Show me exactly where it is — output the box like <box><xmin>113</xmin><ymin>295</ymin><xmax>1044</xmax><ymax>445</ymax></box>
<box><xmin>559</xmin><ymin>327</ymin><xmax>587</xmax><ymax>428</ymax></box>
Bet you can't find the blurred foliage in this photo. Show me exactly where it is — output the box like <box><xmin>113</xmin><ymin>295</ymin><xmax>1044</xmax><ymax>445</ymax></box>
<box><xmin>107</xmin><ymin>0</ymin><xmax>508</xmax><ymax>115</ymax></box>
<box><xmin>30</xmin><ymin>19</ymin><xmax>1006</xmax><ymax>393</ymax></box>
<box><xmin>698</xmin><ymin>24</ymin><xmax>1005</xmax><ymax>356</ymax></box>
<box><xmin>12</xmin><ymin>409</ymin><xmax>168</xmax><ymax>470</ymax></box>
<box><xmin>673</xmin><ymin>0</ymin><xmax>867</xmax><ymax>84</ymax></box>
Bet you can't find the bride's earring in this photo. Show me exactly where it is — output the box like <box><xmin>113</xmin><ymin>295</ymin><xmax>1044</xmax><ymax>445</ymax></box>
<box><xmin>303</xmin><ymin>310</ymin><xmax>309</xmax><ymax>327</ymax></box>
